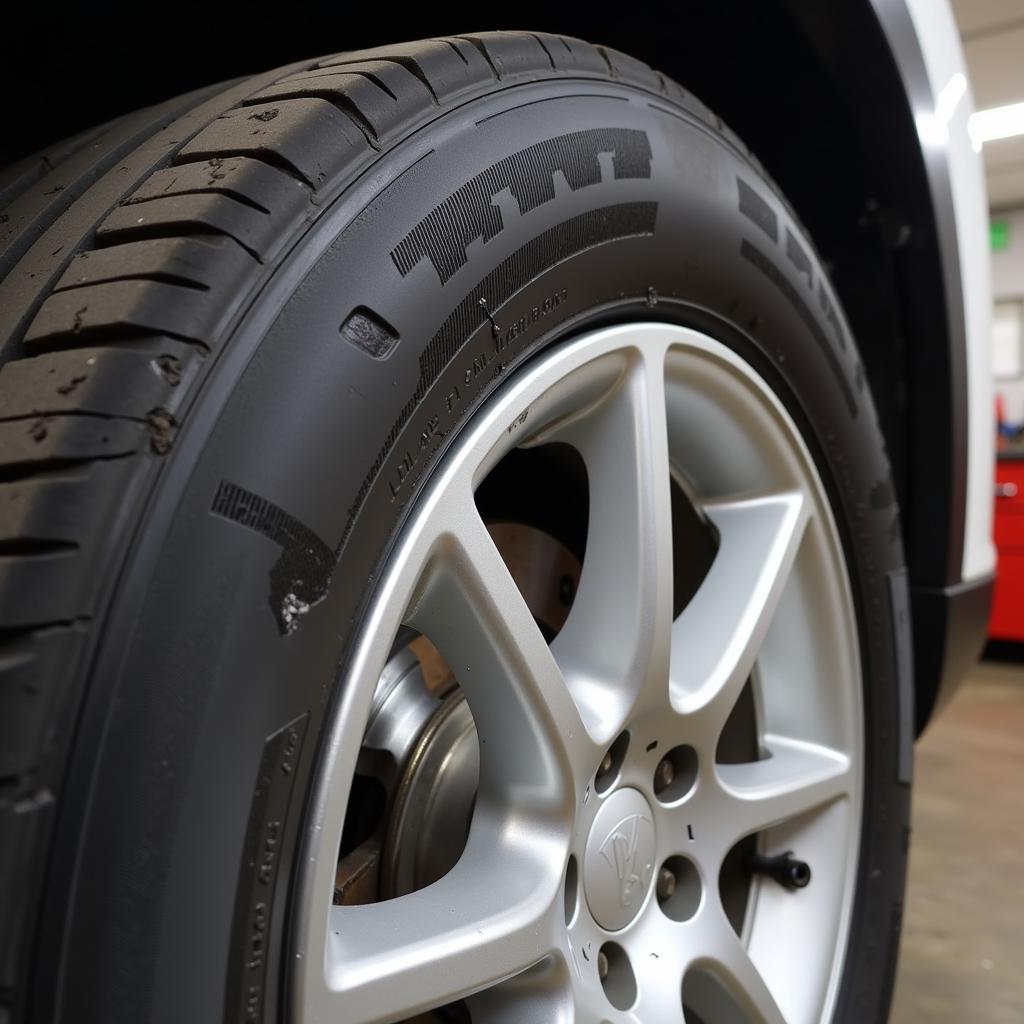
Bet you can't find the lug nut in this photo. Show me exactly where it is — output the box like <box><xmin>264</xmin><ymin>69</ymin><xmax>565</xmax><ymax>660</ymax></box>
<box><xmin>657</xmin><ymin>866</ymin><xmax>677</xmax><ymax>902</ymax></box>
<box><xmin>599</xmin><ymin>751</ymin><xmax>613</xmax><ymax>776</ymax></box>
<box><xmin>597</xmin><ymin>949</ymin><xmax>609</xmax><ymax>980</ymax></box>
<box><xmin>654</xmin><ymin>756</ymin><xmax>675</xmax><ymax>793</ymax></box>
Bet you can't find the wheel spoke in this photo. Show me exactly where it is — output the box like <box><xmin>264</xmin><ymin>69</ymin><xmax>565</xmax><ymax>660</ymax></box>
<box><xmin>716</xmin><ymin>734</ymin><xmax>853</xmax><ymax>839</ymax></box>
<box><xmin>670</xmin><ymin>492</ymin><xmax>809</xmax><ymax>734</ymax></box>
<box><xmin>572</xmin><ymin>988</ymin><xmax>639</xmax><ymax>1024</ymax></box>
<box><xmin>408</xmin><ymin>484</ymin><xmax>598</xmax><ymax>802</ymax></box>
<box><xmin>546</xmin><ymin>344</ymin><xmax>675</xmax><ymax>738</ymax></box>
<box><xmin>325</xmin><ymin>823</ymin><xmax>562</xmax><ymax>1022</ymax></box>
<box><xmin>468</xmin><ymin>954</ymin><xmax>574</xmax><ymax>1022</ymax></box>
<box><xmin>691</xmin><ymin>923</ymin><xmax>787</xmax><ymax>1024</ymax></box>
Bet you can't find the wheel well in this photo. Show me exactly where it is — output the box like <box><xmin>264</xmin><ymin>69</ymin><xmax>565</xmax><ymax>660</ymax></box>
<box><xmin>581</xmin><ymin>0</ymin><xmax>958</xmax><ymax>729</ymax></box>
<box><xmin>567</xmin><ymin>2</ymin><xmax>954</xmax><ymax>597</ymax></box>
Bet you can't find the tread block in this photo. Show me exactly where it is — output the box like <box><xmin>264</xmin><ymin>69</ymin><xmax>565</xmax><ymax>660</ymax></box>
<box><xmin>0</xmin><ymin>83</ymin><xmax>236</xmax><ymax>287</ymax></box>
<box><xmin>247</xmin><ymin>62</ymin><xmax>437</xmax><ymax>142</ymax></box>
<box><xmin>0</xmin><ymin>465</ymin><xmax>135</xmax><ymax>625</ymax></box>
<box><xmin>527</xmin><ymin>33</ymin><xmax>609</xmax><ymax>75</ymax></box>
<box><xmin>0</xmin><ymin>342</ymin><xmax>198</xmax><ymax>420</ymax></box>
<box><xmin>318</xmin><ymin>39</ymin><xmax>494</xmax><ymax>102</ymax></box>
<box><xmin>456</xmin><ymin>32</ymin><xmax>554</xmax><ymax>79</ymax></box>
<box><xmin>0</xmin><ymin>474</ymin><xmax>99</xmax><ymax>544</ymax></box>
<box><xmin>97</xmin><ymin>191</ymin><xmax>295</xmax><ymax>262</ymax></box>
<box><xmin>596</xmin><ymin>44</ymin><xmax>660</xmax><ymax>91</ymax></box>
<box><xmin>270</xmin><ymin>59</ymin><xmax>436</xmax><ymax>133</ymax></box>
<box><xmin>0</xmin><ymin>773</ymin><xmax>59</xmax><ymax>995</ymax></box>
<box><xmin>0</xmin><ymin>623</ymin><xmax>88</xmax><ymax>1000</ymax></box>
<box><xmin>128</xmin><ymin>156</ymin><xmax>311</xmax><ymax>217</ymax></box>
<box><xmin>176</xmin><ymin>97</ymin><xmax>372</xmax><ymax>189</ymax></box>
<box><xmin>24</xmin><ymin>279</ymin><xmax>222</xmax><ymax>350</ymax></box>
<box><xmin>0</xmin><ymin>552</ymin><xmax>84</xmax><ymax>627</ymax></box>
<box><xmin>54</xmin><ymin>235</ymin><xmax>254</xmax><ymax>293</ymax></box>
<box><xmin>0</xmin><ymin>120</ymin><xmax>120</xmax><ymax>212</ymax></box>
<box><xmin>0</xmin><ymin>627</ymin><xmax>86</xmax><ymax>778</ymax></box>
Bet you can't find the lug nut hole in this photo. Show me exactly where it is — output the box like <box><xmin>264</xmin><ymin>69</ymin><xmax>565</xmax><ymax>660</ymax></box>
<box><xmin>653</xmin><ymin>744</ymin><xmax>698</xmax><ymax>803</ymax></box>
<box><xmin>657</xmin><ymin>855</ymin><xmax>702</xmax><ymax>922</ymax></box>
<box><xmin>598</xmin><ymin>942</ymin><xmax>636</xmax><ymax>1010</ymax></box>
<box><xmin>595</xmin><ymin>731</ymin><xmax>629</xmax><ymax>793</ymax></box>
<box><xmin>563</xmin><ymin>854</ymin><xmax>579</xmax><ymax>925</ymax></box>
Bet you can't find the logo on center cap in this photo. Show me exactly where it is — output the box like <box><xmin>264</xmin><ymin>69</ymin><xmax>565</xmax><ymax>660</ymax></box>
<box><xmin>599</xmin><ymin>813</ymin><xmax>655</xmax><ymax>908</ymax></box>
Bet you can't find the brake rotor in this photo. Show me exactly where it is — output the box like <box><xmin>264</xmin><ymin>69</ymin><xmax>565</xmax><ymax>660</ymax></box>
<box><xmin>335</xmin><ymin>522</ymin><xmax>582</xmax><ymax>907</ymax></box>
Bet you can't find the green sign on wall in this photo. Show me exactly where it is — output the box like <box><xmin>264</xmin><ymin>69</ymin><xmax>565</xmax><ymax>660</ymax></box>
<box><xmin>991</xmin><ymin>219</ymin><xmax>1011</xmax><ymax>252</ymax></box>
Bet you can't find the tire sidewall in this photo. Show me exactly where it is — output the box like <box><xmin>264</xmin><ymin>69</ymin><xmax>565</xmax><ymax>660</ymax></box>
<box><xmin>42</xmin><ymin>79</ymin><xmax>910</xmax><ymax>1023</ymax></box>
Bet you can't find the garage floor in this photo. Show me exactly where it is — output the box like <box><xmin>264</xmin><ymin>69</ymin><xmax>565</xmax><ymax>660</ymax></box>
<box><xmin>890</xmin><ymin>657</ymin><xmax>1024</xmax><ymax>1023</ymax></box>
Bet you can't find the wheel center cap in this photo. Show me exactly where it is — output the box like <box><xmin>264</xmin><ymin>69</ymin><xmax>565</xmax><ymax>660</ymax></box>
<box><xmin>583</xmin><ymin>787</ymin><xmax>656</xmax><ymax>931</ymax></box>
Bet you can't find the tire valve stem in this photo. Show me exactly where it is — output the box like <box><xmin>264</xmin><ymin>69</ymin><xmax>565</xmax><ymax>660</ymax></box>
<box><xmin>745</xmin><ymin>850</ymin><xmax>812</xmax><ymax>891</ymax></box>
<box><xmin>478</xmin><ymin>296</ymin><xmax>501</xmax><ymax>338</ymax></box>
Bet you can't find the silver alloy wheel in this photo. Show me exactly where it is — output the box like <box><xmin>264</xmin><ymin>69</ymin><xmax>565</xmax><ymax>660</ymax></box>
<box><xmin>293</xmin><ymin>323</ymin><xmax>863</xmax><ymax>1024</ymax></box>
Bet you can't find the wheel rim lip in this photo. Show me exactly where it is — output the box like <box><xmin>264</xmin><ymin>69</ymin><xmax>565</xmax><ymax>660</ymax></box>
<box><xmin>292</xmin><ymin>321</ymin><xmax>863</xmax><ymax>1022</ymax></box>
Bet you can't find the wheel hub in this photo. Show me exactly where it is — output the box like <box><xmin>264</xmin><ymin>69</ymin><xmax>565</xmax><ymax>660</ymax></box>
<box><xmin>583</xmin><ymin>787</ymin><xmax>657</xmax><ymax>931</ymax></box>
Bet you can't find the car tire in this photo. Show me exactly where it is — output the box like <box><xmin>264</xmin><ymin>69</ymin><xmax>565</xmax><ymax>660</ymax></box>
<box><xmin>0</xmin><ymin>31</ymin><xmax>912</xmax><ymax>1023</ymax></box>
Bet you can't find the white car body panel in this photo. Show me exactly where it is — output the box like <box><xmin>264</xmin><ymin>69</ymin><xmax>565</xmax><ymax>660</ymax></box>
<box><xmin>905</xmin><ymin>0</ymin><xmax>996</xmax><ymax>582</ymax></box>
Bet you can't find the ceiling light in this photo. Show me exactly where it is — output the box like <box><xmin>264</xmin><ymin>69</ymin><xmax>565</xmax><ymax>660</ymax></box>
<box><xmin>969</xmin><ymin>101</ymin><xmax>1024</xmax><ymax>151</ymax></box>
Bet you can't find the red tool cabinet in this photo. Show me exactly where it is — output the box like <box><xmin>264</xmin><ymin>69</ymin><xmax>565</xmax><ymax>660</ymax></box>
<box><xmin>991</xmin><ymin>456</ymin><xmax>1024</xmax><ymax>642</ymax></box>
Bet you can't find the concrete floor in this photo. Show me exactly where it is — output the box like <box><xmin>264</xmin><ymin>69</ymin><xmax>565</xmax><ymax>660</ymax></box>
<box><xmin>890</xmin><ymin>658</ymin><xmax>1024</xmax><ymax>1023</ymax></box>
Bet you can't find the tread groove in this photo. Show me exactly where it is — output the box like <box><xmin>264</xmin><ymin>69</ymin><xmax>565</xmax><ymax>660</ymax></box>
<box><xmin>0</xmin><ymin>616</ymin><xmax>93</xmax><ymax>639</ymax></box>
<box><xmin>0</xmin><ymin>454</ymin><xmax>136</xmax><ymax>486</ymax></box>
<box><xmin>387</xmin><ymin>56</ymin><xmax>440</xmax><ymax>103</ymax></box>
<box><xmin>54</xmin><ymin>271</ymin><xmax>211</xmax><ymax>294</ymax></box>
<box><xmin>0</xmin><ymin>409</ymin><xmax>149</xmax><ymax>425</ymax></box>
<box><xmin>595</xmin><ymin>45</ymin><xmax>617</xmax><ymax>77</ymax></box>
<box><xmin>352</xmin><ymin>69</ymin><xmax>398</xmax><ymax>101</ymax></box>
<box><xmin>528</xmin><ymin>33</ymin><xmax>558</xmax><ymax>70</ymax></box>
<box><xmin>441</xmin><ymin>38</ymin><xmax>471</xmax><ymax>67</ymax></box>
<box><xmin>0</xmin><ymin>540</ymin><xmax>80</xmax><ymax>557</ymax></box>
<box><xmin>91</xmin><ymin>218</ymin><xmax>264</xmax><ymax>263</ymax></box>
<box><xmin>122</xmin><ymin>186</ymin><xmax>272</xmax><ymax>216</ymax></box>
<box><xmin>23</xmin><ymin>323</ymin><xmax>212</xmax><ymax>357</ymax></box>
<box><xmin>458</xmin><ymin>35</ymin><xmax>501</xmax><ymax>78</ymax></box>
<box><xmin>0</xmin><ymin>84</ymin><xmax>232</xmax><ymax>284</ymax></box>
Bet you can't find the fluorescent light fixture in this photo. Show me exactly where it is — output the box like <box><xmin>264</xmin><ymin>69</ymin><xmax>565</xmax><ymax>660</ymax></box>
<box><xmin>969</xmin><ymin>101</ymin><xmax>1024</xmax><ymax>151</ymax></box>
